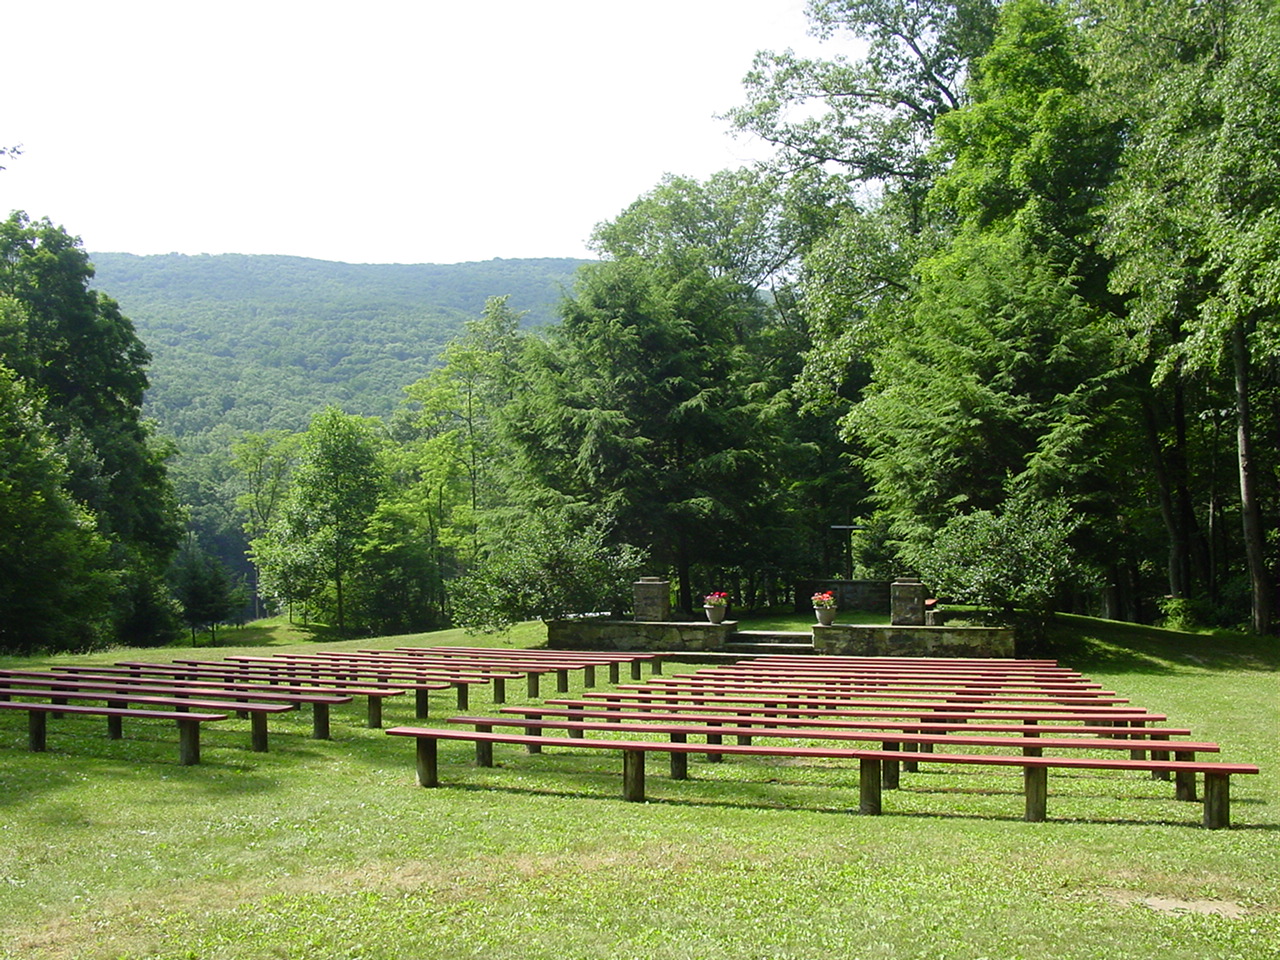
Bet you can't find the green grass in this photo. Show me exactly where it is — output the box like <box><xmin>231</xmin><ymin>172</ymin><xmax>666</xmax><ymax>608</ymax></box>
<box><xmin>1</xmin><ymin>616</ymin><xmax>1276</xmax><ymax>960</ymax></box>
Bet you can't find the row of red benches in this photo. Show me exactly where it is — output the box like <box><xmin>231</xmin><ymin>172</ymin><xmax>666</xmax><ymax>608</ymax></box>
<box><xmin>386</xmin><ymin>655</ymin><xmax>1260</xmax><ymax>828</ymax></box>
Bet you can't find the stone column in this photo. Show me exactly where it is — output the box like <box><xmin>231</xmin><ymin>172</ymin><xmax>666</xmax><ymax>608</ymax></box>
<box><xmin>891</xmin><ymin>577</ymin><xmax>927</xmax><ymax>625</ymax></box>
<box><xmin>633</xmin><ymin>578</ymin><xmax>671</xmax><ymax>622</ymax></box>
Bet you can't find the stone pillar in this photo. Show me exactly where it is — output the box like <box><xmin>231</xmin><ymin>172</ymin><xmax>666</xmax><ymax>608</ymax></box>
<box><xmin>633</xmin><ymin>578</ymin><xmax>671</xmax><ymax>622</ymax></box>
<box><xmin>891</xmin><ymin>577</ymin><xmax>927</xmax><ymax>625</ymax></box>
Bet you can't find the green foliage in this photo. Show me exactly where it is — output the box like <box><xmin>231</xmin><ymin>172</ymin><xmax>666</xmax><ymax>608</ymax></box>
<box><xmin>910</xmin><ymin>488</ymin><xmax>1090</xmax><ymax>617</ymax></box>
<box><xmin>0</xmin><ymin>214</ymin><xmax>183</xmax><ymax>651</ymax></box>
<box><xmin>88</xmin><ymin>252</ymin><xmax>589</xmax><ymax>438</ymax></box>
<box><xmin>0</xmin><ymin>362</ymin><xmax>118</xmax><ymax>653</ymax></box>
<box><xmin>168</xmin><ymin>536</ymin><xmax>242</xmax><ymax>643</ymax></box>
<box><xmin>452</xmin><ymin>512</ymin><xmax>646</xmax><ymax>634</ymax></box>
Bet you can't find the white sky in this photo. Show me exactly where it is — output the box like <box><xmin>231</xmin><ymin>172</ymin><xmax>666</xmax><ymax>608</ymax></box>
<box><xmin>4</xmin><ymin>0</ymin><xmax>841</xmax><ymax>265</ymax></box>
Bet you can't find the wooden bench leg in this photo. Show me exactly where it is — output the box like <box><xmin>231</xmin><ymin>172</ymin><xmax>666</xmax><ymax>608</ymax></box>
<box><xmin>1150</xmin><ymin>734</ymin><xmax>1170</xmax><ymax>780</ymax></box>
<box><xmin>455</xmin><ymin>684</ymin><xmax>469</xmax><ymax>711</ymax></box>
<box><xmin>881</xmin><ymin>743</ymin><xmax>900</xmax><ymax>790</ymax></box>
<box><xmin>1203</xmin><ymin>773</ymin><xmax>1231</xmax><ymax>829</ymax></box>
<box><xmin>367</xmin><ymin>696</ymin><xmax>382</xmax><ymax>729</ymax></box>
<box><xmin>1024</xmin><ymin>766</ymin><xmax>1048</xmax><ymax>822</ymax></box>
<box><xmin>28</xmin><ymin>710</ymin><xmax>47</xmax><ymax>752</ymax></box>
<box><xmin>416</xmin><ymin>737</ymin><xmax>439</xmax><ymax>787</ymax></box>
<box><xmin>609</xmin><ymin>662</ymin><xmax>620</xmax><ymax>684</ymax></box>
<box><xmin>107</xmin><ymin>714</ymin><xmax>124</xmax><ymax>740</ymax></box>
<box><xmin>630</xmin><ymin>660</ymin><xmax>643</xmax><ymax>680</ymax></box>
<box><xmin>177</xmin><ymin>719</ymin><xmax>201</xmax><ymax>765</ymax></box>
<box><xmin>670</xmin><ymin>734</ymin><xmax>688</xmax><ymax>780</ymax></box>
<box><xmin>250</xmin><ymin>713</ymin><xmax>270</xmax><ymax>753</ymax></box>
<box><xmin>475</xmin><ymin>726</ymin><xmax>494</xmax><ymax>767</ymax></box>
<box><xmin>622</xmin><ymin>749</ymin><xmax>645</xmax><ymax>801</ymax></box>
<box><xmin>705</xmin><ymin>731</ymin><xmax>723</xmax><ymax>763</ymax></box>
<box><xmin>525</xmin><ymin>726</ymin><xmax>542</xmax><ymax>754</ymax></box>
<box><xmin>1175</xmin><ymin>752</ymin><xmax>1197</xmax><ymax>801</ymax></box>
<box><xmin>859</xmin><ymin>758</ymin><xmax>882</xmax><ymax>814</ymax></box>
<box><xmin>312</xmin><ymin>703</ymin><xmax>331</xmax><ymax>741</ymax></box>
<box><xmin>582</xmin><ymin>665</ymin><xmax>596</xmax><ymax>688</ymax></box>
<box><xmin>527</xmin><ymin>673</ymin><xmax>540</xmax><ymax>699</ymax></box>
<box><xmin>492</xmin><ymin>678</ymin><xmax>506</xmax><ymax>704</ymax></box>
<box><xmin>650</xmin><ymin>657</ymin><xmax>662</xmax><ymax>675</ymax></box>
<box><xmin>556</xmin><ymin>669</ymin><xmax>570</xmax><ymax>694</ymax></box>
<box><xmin>902</xmin><ymin>737</ymin><xmax>919</xmax><ymax>773</ymax></box>
<box><xmin>415</xmin><ymin>688</ymin><xmax>430</xmax><ymax>719</ymax></box>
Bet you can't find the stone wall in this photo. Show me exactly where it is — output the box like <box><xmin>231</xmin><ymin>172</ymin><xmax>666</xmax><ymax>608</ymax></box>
<box><xmin>547</xmin><ymin>617</ymin><xmax>1015</xmax><ymax>658</ymax></box>
<box><xmin>547</xmin><ymin>617</ymin><xmax>738</xmax><ymax>652</ymax></box>
<box><xmin>795</xmin><ymin>579</ymin><xmax>891</xmax><ymax>613</ymax></box>
<box><xmin>812</xmin><ymin>623</ymin><xmax>1014</xmax><ymax>658</ymax></box>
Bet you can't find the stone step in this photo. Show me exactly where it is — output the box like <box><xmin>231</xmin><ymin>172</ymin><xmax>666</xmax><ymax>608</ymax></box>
<box><xmin>722</xmin><ymin>643</ymin><xmax>817</xmax><ymax>655</ymax></box>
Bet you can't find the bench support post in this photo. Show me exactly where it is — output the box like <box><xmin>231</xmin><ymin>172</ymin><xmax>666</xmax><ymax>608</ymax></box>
<box><xmin>622</xmin><ymin>749</ymin><xmax>645</xmax><ymax>801</ymax></box>
<box><xmin>556</xmin><ymin>669</ymin><xmax>570</xmax><ymax>694</ymax></box>
<box><xmin>583</xmin><ymin>665</ymin><xmax>596</xmax><ymax>688</ymax></box>
<box><xmin>1024</xmin><ymin>766</ymin><xmax>1048</xmax><ymax>822</ymax></box>
<box><xmin>525</xmin><ymin>726</ymin><xmax>542</xmax><ymax>754</ymax></box>
<box><xmin>312</xmin><ymin>703</ymin><xmax>331</xmax><ymax>741</ymax></box>
<box><xmin>1203</xmin><ymin>773</ymin><xmax>1230</xmax><ymax>829</ymax></box>
<box><xmin>631</xmin><ymin>660</ymin><xmax>643</xmax><ymax>681</ymax></box>
<box><xmin>492</xmin><ymin>678</ymin><xmax>506</xmax><ymax>704</ymax></box>
<box><xmin>859</xmin><ymin>758</ymin><xmax>882</xmax><ymax>814</ymax></box>
<box><xmin>456</xmin><ymin>684</ymin><xmax>469</xmax><ymax>711</ymax></box>
<box><xmin>416</xmin><ymin>737</ymin><xmax>439</xmax><ymax>787</ymax></box>
<box><xmin>527</xmin><ymin>673</ymin><xmax>540</xmax><ymax>699</ymax></box>
<box><xmin>1176</xmin><ymin>769</ymin><xmax>1197</xmax><ymax>802</ymax></box>
<box><xmin>177</xmin><ymin>719</ymin><xmax>201</xmax><ymax>765</ymax></box>
<box><xmin>367</xmin><ymin>696</ymin><xmax>382</xmax><ymax>730</ymax></box>
<box><xmin>28</xmin><ymin>710</ymin><xmax>47</xmax><ymax>752</ymax></box>
<box><xmin>107</xmin><ymin>714</ymin><xmax>124</xmax><ymax>740</ymax></box>
<box><xmin>608</xmin><ymin>662</ymin><xmax>620</xmax><ymax>684</ymax></box>
<box><xmin>415</xmin><ymin>688</ymin><xmax>430</xmax><ymax>719</ymax></box>
<box><xmin>882</xmin><ymin>742</ymin><xmax>900</xmax><ymax>790</ymax></box>
<box><xmin>251</xmin><ymin>712</ymin><xmax>270</xmax><ymax>752</ymax></box>
<box><xmin>669</xmin><ymin>735</ymin><xmax>688</xmax><ymax>779</ymax></box>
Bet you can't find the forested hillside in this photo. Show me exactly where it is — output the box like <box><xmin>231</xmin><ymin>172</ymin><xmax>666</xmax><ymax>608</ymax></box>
<box><xmin>88</xmin><ymin>253</ymin><xmax>590</xmax><ymax>437</ymax></box>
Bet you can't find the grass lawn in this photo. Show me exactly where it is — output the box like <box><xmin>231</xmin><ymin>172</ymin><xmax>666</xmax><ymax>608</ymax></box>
<box><xmin>0</xmin><ymin>616</ymin><xmax>1276</xmax><ymax>960</ymax></box>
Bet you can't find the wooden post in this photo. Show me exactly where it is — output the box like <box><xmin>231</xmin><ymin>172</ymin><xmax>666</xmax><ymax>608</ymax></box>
<box><xmin>525</xmin><ymin>726</ymin><xmax>542</xmax><ymax>754</ymax></box>
<box><xmin>415</xmin><ymin>688</ymin><xmax>430</xmax><ymax>719</ymax></box>
<box><xmin>251</xmin><ymin>712</ymin><xmax>270</xmax><ymax>753</ymax></box>
<box><xmin>1175</xmin><ymin>753</ymin><xmax>1197</xmax><ymax>801</ymax></box>
<box><xmin>28</xmin><ymin>710</ymin><xmax>47</xmax><ymax>752</ymax></box>
<box><xmin>902</xmin><ymin>736</ymin><xmax>919</xmax><ymax>773</ymax></box>
<box><xmin>705</xmin><ymin>727</ymin><xmax>723</xmax><ymax>763</ymax></box>
<box><xmin>630</xmin><ymin>660</ymin><xmax>643</xmax><ymax>680</ymax></box>
<box><xmin>312</xmin><ymin>703</ymin><xmax>331</xmax><ymax>740</ymax></box>
<box><xmin>609</xmin><ymin>662</ymin><xmax>620</xmax><ymax>684</ymax></box>
<box><xmin>475</xmin><ymin>726</ymin><xmax>493</xmax><ymax>767</ymax></box>
<box><xmin>622</xmin><ymin>749</ymin><xmax>646</xmax><ymax>801</ymax></box>
<box><xmin>582</xmin><ymin>665</ymin><xmax>596</xmax><ymax>688</ymax></box>
<box><xmin>178</xmin><ymin>719</ymin><xmax>201</xmax><ymax>765</ymax></box>
<box><xmin>367</xmin><ymin>696</ymin><xmax>382</xmax><ymax>729</ymax></box>
<box><xmin>556</xmin><ymin>669</ymin><xmax>570</xmax><ymax>694</ymax></box>
<box><xmin>527</xmin><ymin>672</ymin><xmax>540</xmax><ymax>699</ymax></box>
<box><xmin>1150</xmin><ymin>734</ymin><xmax>1170</xmax><ymax>780</ymax></box>
<box><xmin>1203</xmin><ymin>772</ymin><xmax>1230</xmax><ymax>829</ymax></box>
<box><xmin>669</xmin><ymin>734</ymin><xmax>688</xmax><ymax>779</ymax></box>
<box><xmin>859</xmin><ymin>758</ymin><xmax>882</xmax><ymax>814</ymax></box>
<box><xmin>881</xmin><ymin>742</ymin><xmax>900</xmax><ymax>790</ymax></box>
<box><xmin>107</xmin><ymin>714</ymin><xmax>124</xmax><ymax>740</ymax></box>
<box><xmin>1024</xmin><ymin>766</ymin><xmax>1048</xmax><ymax>822</ymax></box>
<box><xmin>455</xmin><ymin>683</ymin><xmax>469</xmax><ymax>711</ymax></box>
<box><xmin>492</xmin><ymin>677</ymin><xmax>506</xmax><ymax>704</ymax></box>
<box><xmin>651</xmin><ymin>656</ymin><xmax>663</xmax><ymax>675</ymax></box>
<box><xmin>416</xmin><ymin>737</ymin><xmax>439</xmax><ymax>788</ymax></box>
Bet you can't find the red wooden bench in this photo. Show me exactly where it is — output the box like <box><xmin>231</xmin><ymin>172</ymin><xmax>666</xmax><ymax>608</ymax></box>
<box><xmin>0</xmin><ymin>700</ymin><xmax>227</xmax><ymax>764</ymax></box>
<box><xmin>385</xmin><ymin>725</ymin><xmax>1259</xmax><ymax>828</ymax></box>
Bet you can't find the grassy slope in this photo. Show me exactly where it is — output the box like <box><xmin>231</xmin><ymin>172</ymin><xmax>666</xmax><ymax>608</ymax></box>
<box><xmin>1</xmin><ymin>616</ymin><xmax>1276</xmax><ymax>960</ymax></box>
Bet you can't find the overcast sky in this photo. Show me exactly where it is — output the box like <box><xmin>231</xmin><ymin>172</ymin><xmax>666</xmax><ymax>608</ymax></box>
<box><xmin>5</xmin><ymin>0</ymin><xmax>845</xmax><ymax>265</ymax></box>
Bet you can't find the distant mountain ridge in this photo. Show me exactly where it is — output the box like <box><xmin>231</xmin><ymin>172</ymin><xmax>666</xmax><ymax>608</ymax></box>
<box><xmin>89</xmin><ymin>252</ymin><xmax>592</xmax><ymax>439</ymax></box>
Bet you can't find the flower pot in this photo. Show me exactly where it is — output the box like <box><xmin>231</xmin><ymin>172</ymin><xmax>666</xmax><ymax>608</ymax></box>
<box><xmin>815</xmin><ymin>607</ymin><xmax>836</xmax><ymax>626</ymax></box>
<box><xmin>704</xmin><ymin>605</ymin><xmax>726</xmax><ymax>624</ymax></box>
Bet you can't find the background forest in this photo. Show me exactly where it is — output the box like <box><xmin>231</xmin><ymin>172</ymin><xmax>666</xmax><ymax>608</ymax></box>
<box><xmin>3</xmin><ymin>0</ymin><xmax>1279</xmax><ymax>652</ymax></box>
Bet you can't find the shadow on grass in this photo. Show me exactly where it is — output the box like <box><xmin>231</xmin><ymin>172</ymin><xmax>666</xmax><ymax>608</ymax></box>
<box><xmin>1048</xmin><ymin>614</ymin><xmax>1280</xmax><ymax>675</ymax></box>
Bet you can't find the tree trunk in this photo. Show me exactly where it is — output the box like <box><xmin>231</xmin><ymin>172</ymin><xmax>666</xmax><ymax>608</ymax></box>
<box><xmin>1232</xmin><ymin>322</ymin><xmax>1272</xmax><ymax>634</ymax></box>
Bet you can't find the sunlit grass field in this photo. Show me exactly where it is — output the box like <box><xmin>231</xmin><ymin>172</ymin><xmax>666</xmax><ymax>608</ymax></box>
<box><xmin>1</xmin><ymin>615</ymin><xmax>1276</xmax><ymax>960</ymax></box>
